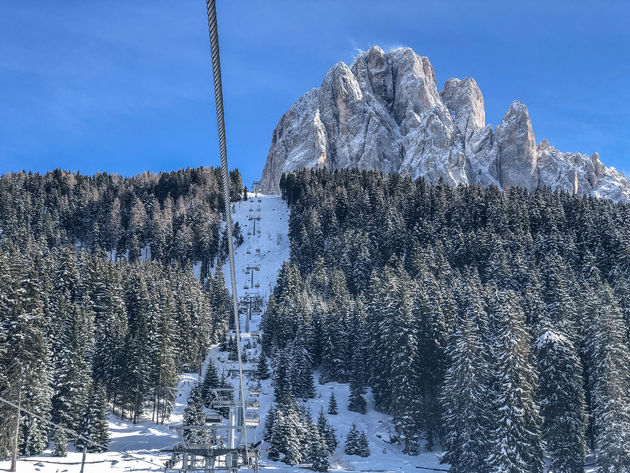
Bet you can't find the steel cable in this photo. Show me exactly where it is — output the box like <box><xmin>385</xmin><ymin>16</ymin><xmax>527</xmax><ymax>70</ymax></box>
<box><xmin>204</xmin><ymin>0</ymin><xmax>249</xmax><ymax>462</ymax></box>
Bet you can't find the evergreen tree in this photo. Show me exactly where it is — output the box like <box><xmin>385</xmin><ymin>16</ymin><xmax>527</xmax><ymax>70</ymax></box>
<box><xmin>150</xmin><ymin>280</ymin><xmax>178</xmax><ymax>424</ymax></box>
<box><xmin>348</xmin><ymin>380</ymin><xmax>367</xmax><ymax>415</ymax></box>
<box><xmin>319</xmin><ymin>271</ymin><xmax>350</xmax><ymax>382</ymax></box>
<box><xmin>391</xmin><ymin>283</ymin><xmax>422</xmax><ymax>454</ymax></box>
<box><xmin>289</xmin><ymin>338</ymin><xmax>315</xmax><ymax>399</ymax></box>
<box><xmin>182</xmin><ymin>386</ymin><xmax>207</xmax><ymax>444</ymax></box>
<box><xmin>267</xmin><ymin>406</ymin><xmax>301</xmax><ymax>465</ymax></box>
<box><xmin>122</xmin><ymin>269</ymin><xmax>152</xmax><ymax>422</ymax></box>
<box><xmin>317</xmin><ymin>408</ymin><xmax>338</xmax><ymax>454</ymax></box>
<box><xmin>535</xmin><ymin>325</ymin><xmax>587</xmax><ymax>473</ymax></box>
<box><xmin>345</xmin><ymin>424</ymin><xmax>368</xmax><ymax>456</ymax></box>
<box><xmin>587</xmin><ymin>285</ymin><xmax>630</xmax><ymax>472</ymax></box>
<box><xmin>440</xmin><ymin>311</ymin><xmax>491</xmax><ymax>473</ymax></box>
<box><xmin>327</xmin><ymin>391</ymin><xmax>338</xmax><ymax>415</ymax></box>
<box><xmin>90</xmin><ymin>262</ymin><xmax>128</xmax><ymax>404</ymax></box>
<box><xmin>51</xmin><ymin>298</ymin><xmax>93</xmax><ymax>430</ymax></box>
<box><xmin>52</xmin><ymin>426</ymin><xmax>67</xmax><ymax>457</ymax></box>
<box><xmin>307</xmin><ymin>422</ymin><xmax>330</xmax><ymax>472</ymax></box>
<box><xmin>0</xmin><ymin>253</ymin><xmax>52</xmax><ymax>457</ymax></box>
<box><xmin>201</xmin><ymin>359</ymin><xmax>220</xmax><ymax>408</ymax></box>
<box><xmin>273</xmin><ymin>350</ymin><xmax>293</xmax><ymax>406</ymax></box>
<box><xmin>77</xmin><ymin>383</ymin><xmax>110</xmax><ymax>453</ymax></box>
<box><xmin>257</xmin><ymin>354</ymin><xmax>271</xmax><ymax>380</ymax></box>
<box><xmin>357</xmin><ymin>432</ymin><xmax>370</xmax><ymax>458</ymax></box>
<box><xmin>263</xmin><ymin>405</ymin><xmax>277</xmax><ymax>442</ymax></box>
<box><xmin>486</xmin><ymin>290</ymin><xmax>543</xmax><ymax>473</ymax></box>
<box><xmin>414</xmin><ymin>276</ymin><xmax>448</xmax><ymax>450</ymax></box>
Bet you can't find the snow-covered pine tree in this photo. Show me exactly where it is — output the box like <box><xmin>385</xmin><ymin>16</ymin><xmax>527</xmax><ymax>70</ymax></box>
<box><xmin>357</xmin><ymin>431</ymin><xmax>370</xmax><ymax>457</ymax></box>
<box><xmin>327</xmin><ymin>391</ymin><xmax>338</xmax><ymax>415</ymax></box>
<box><xmin>201</xmin><ymin>359</ymin><xmax>220</xmax><ymax>408</ymax></box>
<box><xmin>320</xmin><ymin>271</ymin><xmax>350</xmax><ymax>382</ymax></box>
<box><xmin>348</xmin><ymin>380</ymin><xmax>367</xmax><ymax>414</ymax></box>
<box><xmin>257</xmin><ymin>354</ymin><xmax>271</xmax><ymax>380</ymax></box>
<box><xmin>268</xmin><ymin>406</ymin><xmax>301</xmax><ymax>465</ymax></box>
<box><xmin>587</xmin><ymin>285</ymin><xmax>630</xmax><ymax>472</ymax></box>
<box><xmin>295</xmin><ymin>403</ymin><xmax>313</xmax><ymax>454</ymax></box>
<box><xmin>77</xmin><ymin>382</ymin><xmax>110</xmax><ymax>453</ymax></box>
<box><xmin>535</xmin><ymin>323</ymin><xmax>586</xmax><ymax>473</ymax></box>
<box><xmin>182</xmin><ymin>386</ymin><xmax>207</xmax><ymax>444</ymax></box>
<box><xmin>344</xmin><ymin>423</ymin><xmax>363</xmax><ymax>456</ymax></box>
<box><xmin>51</xmin><ymin>297</ymin><xmax>93</xmax><ymax>428</ymax></box>
<box><xmin>263</xmin><ymin>405</ymin><xmax>277</xmax><ymax>442</ymax></box>
<box><xmin>90</xmin><ymin>261</ymin><xmax>128</xmax><ymax>406</ymax></box>
<box><xmin>273</xmin><ymin>349</ymin><xmax>293</xmax><ymax>406</ymax></box>
<box><xmin>122</xmin><ymin>268</ymin><xmax>152</xmax><ymax>422</ymax></box>
<box><xmin>440</xmin><ymin>307</ymin><xmax>491</xmax><ymax>473</ymax></box>
<box><xmin>260</xmin><ymin>294</ymin><xmax>278</xmax><ymax>355</ymax></box>
<box><xmin>414</xmin><ymin>273</ymin><xmax>448</xmax><ymax>451</ymax></box>
<box><xmin>485</xmin><ymin>290</ymin><xmax>543</xmax><ymax>473</ymax></box>
<box><xmin>52</xmin><ymin>426</ymin><xmax>67</xmax><ymax>457</ymax></box>
<box><xmin>150</xmin><ymin>279</ymin><xmax>178</xmax><ymax>424</ymax></box>
<box><xmin>210</xmin><ymin>266</ymin><xmax>231</xmax><ymax>336</ymax></box>
<box><xmin>307</xmin><ymin>421</ymin><xmax>329</xmax><ymax>472</ymax></box>
<box><xmin>366</xmin><ymin>268</ymin><xmax>395</xmax><ymax>411</ymax></box>
<box><xmin>348</xmin><ymin>300</ymin><xmax>368</xmax><ymax>414</ymax></box>
<box><xmin>49</xmin><ymin>252</ymin><xmax>93</xmax><ymax>431</ymax></box>
<box><xmin>317</xmin><ymin>408</ymin><xmax>337</xmax><ymax>454</ymax></box>
<box><xmin>350</xmin><ymin>236</ymin><xmax>373</xmax><ymax>294</ymax></box>
<box><xmin>391</xmin><ymin>282</ymin><xmax>422</xmax><ymax>454</ymax></box>
<box><xmin>289</xmin><ymin>337</ymin><xmax>315</xmax><ymax>399</ymax></box>
<box><xmin>541</xmin><ymin>254</ymin><xmax>578</xmax><ymax>337</ymax></box>
<box><xmin>0</xmin><ymin>250</ymin><xmax>51</xmax><ymax>457</ymax></box>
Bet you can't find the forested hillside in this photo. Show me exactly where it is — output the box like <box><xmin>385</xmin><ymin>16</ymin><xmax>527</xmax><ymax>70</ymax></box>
<box><xmin>263</xmin><ymin>168</ymin><xmax>630</xmax><ymax>472</ymax></box>
<box><xmin>0</xmin><ymin>167</ymin><xmax>243</xmax><ymax>279</ymax></box>
<box><xmin>0</xmin><ymin>167</ymin><xmax>244</xmax><ymax>459</ymax></box>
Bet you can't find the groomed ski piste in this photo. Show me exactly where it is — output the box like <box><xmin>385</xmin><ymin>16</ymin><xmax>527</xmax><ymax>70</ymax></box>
<box><xmin>2</xmin><ymin>194</ymin><xmax>486</xmax><ymax>473</ymax></box>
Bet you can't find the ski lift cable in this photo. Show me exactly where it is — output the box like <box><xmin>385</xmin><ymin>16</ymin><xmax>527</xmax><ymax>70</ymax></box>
<box><xmin>204</xmin><ymin>0</ymin><xmax>249</xmax><ymax>458</ymax></box>
<box><xmin>0</xmin><ymin>395</ymin><xmax>165</xmax><ymax>470</ymax></box>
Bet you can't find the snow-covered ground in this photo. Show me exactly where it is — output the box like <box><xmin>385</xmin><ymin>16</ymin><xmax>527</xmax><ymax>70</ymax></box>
<box><xmin>2</xmin><ymin>194</ymin><xmax>445</xmax><ymax>472</ymax></box>
<box><xmin>224</xmin><ymin>194</ymin><xmax>291</xmax><ymax>320</ymax></box>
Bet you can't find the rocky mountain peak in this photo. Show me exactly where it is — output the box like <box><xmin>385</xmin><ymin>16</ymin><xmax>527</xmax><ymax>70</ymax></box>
<box><xmin>259</xmin><ymin>46</ymin><xmax>630</xmax><ymax>202</ymax></box>
<box><xmin>440</xmin><ymin>77</ymin><xmax>485</xmax><ymax>142</ymax></box>
<box><xmin>495</xmin><ymin>100</ymin><xmax>538</xmax><ymax>191</ymax></box>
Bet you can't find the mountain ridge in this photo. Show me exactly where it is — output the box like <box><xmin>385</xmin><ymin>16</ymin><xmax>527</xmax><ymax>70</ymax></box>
<box><xmin>260</xmin><ymin>46</ymin><xmax>630</xmax><ymax>202</ymax></box>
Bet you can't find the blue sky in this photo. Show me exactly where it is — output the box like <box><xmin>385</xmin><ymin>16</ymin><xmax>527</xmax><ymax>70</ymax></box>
<box><xmin>1</xmin><ymin>1</ymin><xmax>629</xmax><ymax>185</ymax></box>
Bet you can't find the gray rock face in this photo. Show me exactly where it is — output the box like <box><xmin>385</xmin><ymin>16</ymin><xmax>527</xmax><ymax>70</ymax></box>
<box><xmin>495</xmin><ymin>101</ymin><xmax>538</xmax><ymax>191</ymax></box>
<box><xmin>259</xmin><ymin>46</ymin><xmax>630</xmax><ymax>202</ymax></box>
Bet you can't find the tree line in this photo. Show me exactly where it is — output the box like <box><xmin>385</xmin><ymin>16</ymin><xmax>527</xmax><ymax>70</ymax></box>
<box><xmin>0</xmin><ymin>167</ymin><xmax>243</xmax><ymax>279</ymax></box>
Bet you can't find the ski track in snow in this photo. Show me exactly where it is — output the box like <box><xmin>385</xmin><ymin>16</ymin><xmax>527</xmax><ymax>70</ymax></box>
<box><xmin>1</xmin><ymin>193</ymin><xmax>553</xmax><ymax>473</ymax></box>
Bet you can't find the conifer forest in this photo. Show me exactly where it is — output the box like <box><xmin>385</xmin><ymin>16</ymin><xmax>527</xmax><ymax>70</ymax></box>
<box><xmin>261</xmin><ymin>169</ymin><xmax>630</xmax><ymax>473</ymax></box>
<box><xmin>0</xmin><ymin>167</ymin><xmax>244</xmax><ymax>458</ymax></box>
<box><xmin>2</xmin><ymin>165</ymin><xmax>630</xmax><ymax>472</ymax></box>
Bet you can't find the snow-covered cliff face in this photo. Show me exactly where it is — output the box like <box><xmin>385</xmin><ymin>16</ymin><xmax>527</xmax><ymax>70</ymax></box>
<box><xmin>260</xmin><ymin>46</ymin><xmax>630</xmax><ymax>202</ymax></box>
